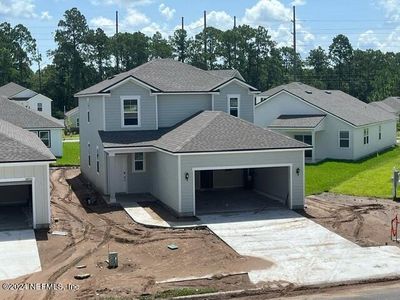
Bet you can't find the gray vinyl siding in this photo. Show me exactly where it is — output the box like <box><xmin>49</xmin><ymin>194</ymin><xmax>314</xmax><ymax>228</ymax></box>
<box><xmin>105</xmin><ymin>81</ymin><xmax>157</xmax><ymax>131</ymax></box>
<box><xmin>0</xmin><ymin>163</ymin><xmax>50</xmax><ymax>228</ymax></box>
<box><xmin>213</xmin><ymin>82</ymin><xmax>254</xmax><ymax>123</ymax></box>
<box><xmin>127</xmin><ymin>152</ymin><xmax>152</xmax><ymax>193</ymax></box>
<box><xmin>79</xmin><ymin>96</ymin><xmax>107</xmax><ymax>194</ymax></box>
<box><xmin>148</xmin><ymin>151</ymin><xmax>180</xmax><ymax>213</ymax></box>
<box><xmin>179</xmin><ymin>150</ymin><xmax>304</xmax><ymax>214</ymax></box>
<box><xmin>158</xmin><ymin>94</ymin><xmax>211</xmax><ymax>127</ymax></box>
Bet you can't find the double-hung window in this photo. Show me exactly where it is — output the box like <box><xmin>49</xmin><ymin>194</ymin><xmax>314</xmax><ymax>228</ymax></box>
<box><xmin>379</xmin><ymin>125</ymin><xmax>382</xmax><ymax>140</ymax></box>
<box><xmin>88</xmin><ymin>143</ymin><xmax>91</xmax><ymax>167</ymax></box>
<box><xmin>133</xmin><ymin>152</ymin><xmax>145</xmax><ymax>172</ymax></box>
<box><xmin>294</xmin><ymin>135</ymin><xmax>312</xmax><ymax>158</ymax></box>
<box><xmin>122</xmin><ymin>97</ymin><xmax>140</xmax><ymax>126</ymax></box>
<box><xmin>87</xmin><ymin>99</ymin><xmax>90</xmax><ymax>123</ymax></box>
<box><xmin>37</xmin><ymin>103</ymin><xmax>43</xmax><ymax>112</ymax></box>
<box><xmin>96</xmin><ymin>146</ymin><xmax>100</xmax><ymax>173</ymax></box>
<box><xmin>363</xmin><ymin>128</ymin><xmax>369</xmax><ymax>145</ymax></box>
<box><xmin>228</xmin><ymin>95</ymin><xmax>239</xmax><ymax>117</ymax></box>
<box><xmin>339</xmin><ymin>131</ymin><xmax>350</xmax><ymax>148</ymax></box>
<box><xmin>30</xmin><ymin>130</ymin><xmax>51</xmax><ymax>148</ymax></box>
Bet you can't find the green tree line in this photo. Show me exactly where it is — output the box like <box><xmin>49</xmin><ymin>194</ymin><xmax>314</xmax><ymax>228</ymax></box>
<box><xmin>1</xmin><ymin>7</ymin><xmax>400</xmax><ymax>117</ymax></box>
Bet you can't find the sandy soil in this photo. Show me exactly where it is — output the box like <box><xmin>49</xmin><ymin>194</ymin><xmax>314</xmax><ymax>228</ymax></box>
<box><xmin>0</xmin><ymin>168</ymin><xmax>271</xmax><ymax>300</ymax></box>
<box><xmin>304</xmin><ymin>193</ymin><xmax>400</xmax><ymax>247</ymax></box>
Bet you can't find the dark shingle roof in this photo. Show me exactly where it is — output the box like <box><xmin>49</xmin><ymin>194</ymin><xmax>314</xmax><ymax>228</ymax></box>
<box><xmin>0</xmin><ymin>82</ymin><xmax>27</xmax><ymax>98</ymax></box>
<box><xmin>382</xmin><ymin>97</ymin><xmax>400</xmax><ymax>113</ymax></box>
<box><xmin>76</xmin><ymin>59</ymin><xmax>257</xmax><ymax>96</ymax></box>
<box><xmin>258</xmin><ymin>82</ymin><xmax>396</xmax><ymax>126</ymax></box>
<box><xmin>269</xmin><ymin>114</ymin><xmax>326</xmax><ymax>128</ymax></box>
<box><xmin>99</xmin><ymin>111</ymin><xmax>310</xmax><ymax>153</ymax></box>
<box><xmin>369</xmin><ymin>101</ymin><xmax>398</xmax><ymax>115</ymax></box>
<box><xmin>0</xmin><ymin>96</ymin><xmax>63</xmax><ymax>129</ymax></box>
<box><xmin>205</xmin><ymin>69</ymin><xmax>244</xmax><ymax>81</ymax></box>
<box><xmin>0</xmin><ymin>119</ymin><xmax>55</xmax><ymax>163</ymax></box>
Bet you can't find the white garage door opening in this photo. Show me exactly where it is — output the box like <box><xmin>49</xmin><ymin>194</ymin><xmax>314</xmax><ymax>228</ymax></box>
<box><xmin>0</xmin><ymin>180</ymin><xmax>33</xmax><ymax>230</ymax></box>
<box><xmin>194</xmin><ymin>166</ymin><xmax>292</xmax><ymax>215</ymax></box>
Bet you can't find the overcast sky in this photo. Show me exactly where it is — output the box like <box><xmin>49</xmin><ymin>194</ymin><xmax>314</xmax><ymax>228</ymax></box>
<box><xmin>1</xmin><ymin>0</ymin><xmax>400</xmax><ymax>66</ymax></box>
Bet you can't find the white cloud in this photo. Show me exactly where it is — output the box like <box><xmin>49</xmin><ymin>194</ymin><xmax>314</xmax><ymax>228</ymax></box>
<box><xmin>0</xmin><ymin>0</ymin><xmax>37</xmax><ymax>18</ymax></box>
<box><xmin>377</xmin><ymin>0</ymin><xmax>400</xmax><ymax>21</ymax></box>
<box><xmin>291</xmin><ymin>0</ymin><xmax>306</xmax><ymax>6</ymax></box>
<box><xmin>40</xmin><ymin>11</ymin><xmax>52</xmax><ymax>20</ymax></box>
<box><xmin>90</xmin><ymin>16</ymin><xmax>115</xmax><ymax>35</ymax></box>
<box><xmin>184</xmin><ymin>10</ymin><xmax>234</xmax><ymax>35</ymax></box>
<box><xmin>90</xmin><ymin>0</ymin><xmax>153</xmax><ymax>7</ymax></box>
<box><xmin>242</xmin><ymin>0</ymin><xmax>291</xmax><ymax>24</ymax></box>
<box><xmin>141</xmin><ymin>22</ymin><xmax>168</xmax><ymax>36</ymax></box>
<box><xmin>123</xmin><ymin>7</ymin><xmax>150</xmax><ymax>27</ymax></box>
<box><xmin>159</xmin><ymin>3</ymin><xmax>175</xmax><ymax>21</ymax></box>
<box><xmin>358</xmin><ymin>30</ymin><xmax>383</xmax><ymax>49</ymax></box>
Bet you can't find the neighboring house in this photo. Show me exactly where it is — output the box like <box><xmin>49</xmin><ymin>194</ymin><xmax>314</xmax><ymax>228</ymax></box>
<box><xmin>369</xmin><ymin>101</ymin><xmax>399</xmax><ymax>116</ymax></box>
<box><xmin>76</xmin><ymin>59</ymin><xmax>310</xmax><ymax>216</ymax></box>
<box><xmin>255</xmin><ymin>82</ymin><xmax>397</xmax><ymax>162</ymax></box>
<box><xmin>0</xmin><ymin>96</ymin><xmax>64</xmax><ymax>157</ymax></box>
<box><xmin>0</xmin><ymin>82</ymin><xmax>53</xmax><ymax>116</ymax></box>
<box><xmin>377</xmin><ymin>97</ymin><xmax>400</xmax><ymax>116</ymax></box>
<box><xmin>65</xmin><ymin>107</ymin><xmax>80</xmax><ymax>131</ymax></box>
<box><xmin>0</xmin><ymin>118</ymin><xmax>55</xmax><ymax>229</ymax></box>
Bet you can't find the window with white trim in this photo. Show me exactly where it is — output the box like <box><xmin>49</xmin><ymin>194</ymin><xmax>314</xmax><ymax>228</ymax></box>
<box><xmin>133</xmin><ymin>152</ymin><xmax>145</xmax><ymax>172</ymax></box>
<box><xmin>294</xmin><ymin>134</ymin><xmax>312</xmax><ymax>158</ymax></box>
<box><xmin>30</xmin><ymin>130</ymin><xmax>51</xmax><ymax>147</ymax></box>
<box><xmin>228</xmin><ymin>95</ymin><xmax>239</xmax><ymax>117</ymax></box>
<box><xmin>37</xmin><ymin>103</ymin><xmax>42</xmax><ymax>112</ymax></box>
<box><xmin>379</xmin><ymin>125</ymin><xmax>382</xmax><ymax>140</ymax></box>
<box><xmin>88</xmin><ymin>143</ymin><xmax>91</xmax><ymax>167</ymax></box>
<box><xmin>363</xmin><ymin>128</ymin><xmax>369</xmax><ymax>145</ymax></box>
<box><xmin>339</xmin><ymin>131</ymin><xmax>350</xmax><ymax>148</ymax></box>
<box><xmin>96</xmin><ymin>146</ymin><xmax>100</xmax><ymax>173</ymax></box>
<box><xmin>122</xmin><ymin>97</ymin><xmax>139</xmax><ymax>126</ymax></box>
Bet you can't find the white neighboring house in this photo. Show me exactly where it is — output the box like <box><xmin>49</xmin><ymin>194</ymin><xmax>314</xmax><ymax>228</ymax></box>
<box><xmin>0</xmin><ymin>96</ymin><xmax>64</xmax><ymax>157</ymax></box>
<box><xmin>255</xmin><ymin>82</ymin><xmax>397</xmax><ymax>162</ymax></box>
<box><xmin>0</xmin><ymin>118</ymin><xmax>55</xmax><ymax>229</ymax></box>
<box><xmin>0</xmin><ymin>82</ymin><xmax>52</xmax><ymax>116</ymax></box>
<box><xmin>65</xmin><ymin>107</ymin><xmax>80</xmax><ymax>131</ymax></box>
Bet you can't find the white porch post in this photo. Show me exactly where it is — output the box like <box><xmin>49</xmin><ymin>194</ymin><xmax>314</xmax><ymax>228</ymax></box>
<box><xmin>108</xmin><ymin>153</ymin><xmax>117</xmax><ymax>203</ymax></box>
<box><xmin>311</xmin><ymin>130</ymin><xmax>316</xmax><ymax>163</ymax></box>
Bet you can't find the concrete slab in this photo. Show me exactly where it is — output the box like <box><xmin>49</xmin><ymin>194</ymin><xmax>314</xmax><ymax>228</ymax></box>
<box><xmin>0</xmin><ymin>230</ymin><xmax>41</xmax><ymax>280</ymax></box>
<box><xmin>199</xmin><ymin>209</ymin><xmax>400</xmax><ymax>286</ymax></box>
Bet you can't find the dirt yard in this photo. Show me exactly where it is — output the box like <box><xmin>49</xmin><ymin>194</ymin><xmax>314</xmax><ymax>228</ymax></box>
<box><xmin>0</xmin><ymin>168</ymin><xmax>271</xmax><ymax>300</ymax></box>
<box><xmin>304</xmin><ymin>193</ymin><xmax>400</xmax><ymax>247</ymax></box>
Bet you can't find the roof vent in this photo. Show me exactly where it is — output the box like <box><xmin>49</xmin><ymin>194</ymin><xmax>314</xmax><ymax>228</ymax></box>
<box><xmin>325</xmin><ymin>91</ymin><xmax>332</xmax><ymax>94</ymax></box>
<box><xmin>305</xmin><ymin>90</ymin><xmax>312</xmax><ymax>94</ymax></box>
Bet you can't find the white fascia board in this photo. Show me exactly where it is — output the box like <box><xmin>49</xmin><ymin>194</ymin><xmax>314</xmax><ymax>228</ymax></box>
<box><xmin>0</xmin><ymin>161</ymin><xmax>52</xmax><ymax>167</ymax></box>
<box><xmin>103</xmin><ymin>76</ymin><xmax>160</xmax><ymax>93</ymax></box>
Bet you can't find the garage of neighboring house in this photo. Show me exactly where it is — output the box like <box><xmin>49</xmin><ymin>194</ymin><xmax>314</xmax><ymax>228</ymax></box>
<box><xmin>195</xmin><ymin>165</ymin><xmax>292</xmax><ymax>214</ymax></box>
<box><xmin>0</xmin><ymin>179</ymin><xmax>33</xmax><ymax>230</ymax></box>
<box><xmin>0</xmin><ymin>119</ymin><xmax>55</xmax><ymax>230</ymax></box>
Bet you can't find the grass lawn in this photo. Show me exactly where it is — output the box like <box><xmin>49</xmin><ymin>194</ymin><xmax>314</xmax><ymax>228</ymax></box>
<box><xmin>306</xmin><ymin>146</ymin><xmax>400</xmax><ymax>198</ymax></box>
<box><xmin>63</xmin><ymin>133</ymin><xmax>80</xmax><ymax>140</ymax></box>
<box><xmin>53</xmin><ymin>142</ymin><xmax>80</xmax><ymax>166</ymax></box>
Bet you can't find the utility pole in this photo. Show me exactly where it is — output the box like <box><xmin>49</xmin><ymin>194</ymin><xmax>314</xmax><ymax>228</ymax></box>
<box><xmin>116</xmin><ymin>10</ymin><xmax>119</xmax><ymax>72</ymax></box>
<box><xmin>292</xmin><ymin>6</ymin><xmax>297</xmax><ymax>81</ymax></box>
<box><xmin>233</xmin><ymin>16</ymin><xmax>237</xmax><ymax>69</ymax></box>
<box><xmin>181</xmin><ymin>16</ymin><xmax>184</xmax><ymax>31</ymax></box>
<box><xmin>204</xmin><ymin>10</ymin><xmax>207</xmax><ymax>68</ymax></box>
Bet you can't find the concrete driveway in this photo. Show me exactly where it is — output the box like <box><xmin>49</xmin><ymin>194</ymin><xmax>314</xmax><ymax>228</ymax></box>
<box><xmin>0</xmin><ymin>230</ymin><xmax>41</xmax><ymax>280</ymax></box>
<box><xmin>199</xmin><ymin>209</ymin><xmax>400</xmax><ymax>286</ymax></box>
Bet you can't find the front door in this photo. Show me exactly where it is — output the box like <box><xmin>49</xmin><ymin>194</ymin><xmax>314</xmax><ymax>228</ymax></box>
<box><xmin>114</xmin><ymin>154</ymin><xmax>128</xmax><ymax>193</ymax></box>
<box><xmin>200</xmin><ymin>170</ymin><xmax>214</xmax><ymax>189</ymax></box>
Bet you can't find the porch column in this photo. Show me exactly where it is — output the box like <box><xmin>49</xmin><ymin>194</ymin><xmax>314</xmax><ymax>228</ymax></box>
<box><xmin>311</xmin><ymin>131</ymin><xmax>316</xmax><ymax>163</ymax></box>
<box><xmin>108</xmin><ymin>153</ymin><xmax>117</xmax><ymax>203</ymax></box>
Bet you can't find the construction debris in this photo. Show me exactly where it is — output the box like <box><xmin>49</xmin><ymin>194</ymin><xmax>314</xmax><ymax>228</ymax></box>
<box><xmin>76</xmin><ymin>265</ymin><xmax>87</xmax><ymax>269</ymax></box>
<box><xmin>74</xmin><ymin>273</ymin><xmax>91</xmax><ymax>280</ymax></box>
<box><xmin>168</xmin><ymin>244</ymin><xmax>178</xmax><ymax>250</ymax></box>
<box><xmin>51</xmin><ymin>231</ymin><xmax>68</xmax><ymax>236</ymax></box>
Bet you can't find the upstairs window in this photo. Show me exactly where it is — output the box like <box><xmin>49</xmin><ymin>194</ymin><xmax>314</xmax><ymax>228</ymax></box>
<box><xmin>379</xmin><ymin>125</ymin><xmax>382</xmax><ymax>140</ymax></box>
<box><xmin>96</xmin><ymin>146</ymin><xmax>100</xmax><ymax>173</ymax></box>
<box><xmin>122</xmin><ymin>97</ymin><xmax>140</xmax><ymax>126</ymax></box>
<box><xmin>363</xmin><ymin>128</ymin><xmax>369</xmax><ymax>145</ymax></box>
<box><xmin>37</xmin><ymin>103</ymin><xmax>43</xmax><ymax>112</ymax></box>
<box><xmin>339</xmin><ymin>131</ymin><xmax>350</xmax><ymax>148</ymax></box>
<box><xmin>228</xmin><ymin>95</ymin><xmax>240</xmax><ymax>117</ymax></box>
<box><xmin>87</xmin><ymin>99</ymin><xmax>90</xmax><ymax>123</ymax></box>
<box><xmin>88</xmin><ymin>143</ymin><xmax>91</xmax><ymax>167</ymax></box>
<box><xmin>133</xmin><ymin>152</ymin><xmax>145</xmax><ymax>172</ymax></box>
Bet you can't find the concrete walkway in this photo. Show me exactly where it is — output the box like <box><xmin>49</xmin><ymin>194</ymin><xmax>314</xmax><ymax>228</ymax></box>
<box><xmin>0</xmin><ymin>230</ymin><xmax>41</xmax><ymax>280</ymax></box>
<box><xmin>199</xmin><ymin>209</ymin><xmax>400</xmax><ymax>286</ymax></box>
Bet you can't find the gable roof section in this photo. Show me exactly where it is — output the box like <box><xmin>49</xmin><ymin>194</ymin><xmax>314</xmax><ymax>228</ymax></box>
<box><xmin>0</xmin><ymin>82</ymin><xmax>27</xmax><ymax>98</ymax></box>
<box><xmin>257</xmin><ymin>82</ymin><xmax>396</xmax><ymax>127</ymax></box>
<box><xmin>65</xmin><ymin>107</ymin><xmax>79</xmax><ymax>117</ymax></box>
<box><xmin>206</xmin><ymin>69</ymin><xmax>245</xmax><ymax>81</ymax></box>
<box><xmin>99</xmin><ymin>111</ymin><xmax>310</xmax><ymax>153</ymax></box>
<box><xmin>0</xmin><ymin>119</ymin><xmax>55</xmax><ymax>163</ymax></box>
<box><xmin>269</xmin><ymin>114</ymin><xmax>326</xmax><ymax>129</ymax></box>
<box><xmin>76</xmin><ymin>59</ymin><xmax>258</xmax><ymax>96</ymax></box>
<box><xmin>382</xmin><ymin>97</ymin><xmax>400</xmax><ymax>113</ymax></box>
<box><xmin>0</xmin><ymin>96</ymin><xmax>63</xmax><ymax>129</ymax></box>
<box><xmin>369</xmin><ymin>101</ymin><xmax>398</xmax><ymax>115</ymax></box>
